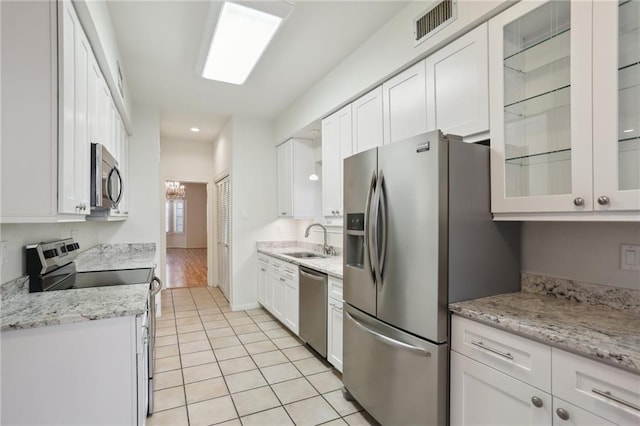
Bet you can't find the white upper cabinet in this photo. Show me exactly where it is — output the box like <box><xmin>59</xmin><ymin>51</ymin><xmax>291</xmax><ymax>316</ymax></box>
<box><xmin>58</xmin><ymin>0</ymin><xmax>90</xmax><ymax>217</ymax></box>
<box><xmin>322</xmin><ymin>105</ymin><xmax>353</xmax><ymax>218</ymax></box>
<box><xmin>277</xmin><ymin>138</ymin><xmax>316</xmax><ymax>218</ymax></box>
<box><xmin>490</xmin><ymin>0</ymin><xmax>639</xmax><ymax>219</ymax></box>
<box><xmin>426</xmin><ymin>23</ymin><xmax>489</xmax><ymax>141</ymax></box>
<box><xmin>352</xmin><ymin>86</ymin><xmax>384</xmax><ymax>153</ymax></box>
<box><xmin>383</xmin><ymin>60</ymin><xmax>428</xmax><ymax>145</ymax></box>
<box><xmin>592</xmin><ymin>0</ymin><xmax>640</xmax><ymax>213</ymax></box>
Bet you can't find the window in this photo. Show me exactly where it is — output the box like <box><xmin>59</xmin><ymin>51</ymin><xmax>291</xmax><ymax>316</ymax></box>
<box><xmin>166</xmin><ymin>199</ymin><xmax>185</xmax><ymax>234</ymax></box>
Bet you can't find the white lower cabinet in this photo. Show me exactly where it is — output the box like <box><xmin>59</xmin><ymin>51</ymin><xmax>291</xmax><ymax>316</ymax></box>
<box><xmin>450</xmin><ymin>351</ymin><xmax>552</xmax><ymax>426</ymax></box>
<box><xmin>1</xmin><ymin>315</ymin><xmax>146</xmax><ymax>425</ymax></box>
<box><xmin>451</xmin><ymin>315</ymin><xmax>640</xmax><ymax>426</ymax></box>
<box><xmin>256</xmin><ymin>254</ymin><xmax>299</xmax><ymax>335</ymax></box>
<box><xmin>326</xmin><ymin>276</ymin><xmax>343</xmax><ymax>372</ymax></box>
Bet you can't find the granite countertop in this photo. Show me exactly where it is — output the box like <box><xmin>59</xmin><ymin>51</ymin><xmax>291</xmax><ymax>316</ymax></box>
<box><xmin>450</xmin><ymin>273</ymin><xmax>640</xmax><ymax>373</ymax></box>
<box><xmin>257</xmin><ymin>241</ymin><xmax>343</xmax><ymax>279</ymax></box>
<box><xmin>0</xmin><ymin>243</ymin><xmax>157</xmax><ymax>331</ymax></box>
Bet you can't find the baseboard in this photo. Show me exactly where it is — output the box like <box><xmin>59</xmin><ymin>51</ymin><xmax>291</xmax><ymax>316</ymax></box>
<box><xmin>231</xmin><ymin>302</ymin><xmax>260</xmax><ymax>312</ymax></box>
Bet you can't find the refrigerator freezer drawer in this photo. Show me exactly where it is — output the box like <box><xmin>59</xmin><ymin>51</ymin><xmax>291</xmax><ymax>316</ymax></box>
<box><xmin>343</xmin><ymin>304</ymin><xmax>448</xmax><ymax>426</ymax></box>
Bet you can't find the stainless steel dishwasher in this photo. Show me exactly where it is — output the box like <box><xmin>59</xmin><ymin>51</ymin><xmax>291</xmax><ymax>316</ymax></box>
<box><xmin>299</xmin><ymin>266</ymin><xmax>328</xmax><ymax>357</ymax></box>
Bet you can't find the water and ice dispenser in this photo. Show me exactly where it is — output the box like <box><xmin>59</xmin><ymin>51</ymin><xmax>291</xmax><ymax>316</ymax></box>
<box><xmin>345</xmin><ymin>213</ymin><xmax>365</xmax><ymax>269</ymax></box>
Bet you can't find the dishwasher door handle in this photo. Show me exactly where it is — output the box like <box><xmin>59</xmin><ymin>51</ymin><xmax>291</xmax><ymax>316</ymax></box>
<box><xmin>300</xmin><ymin>270</ymin><xmax>326</xmax><ymax>281</ymax></box>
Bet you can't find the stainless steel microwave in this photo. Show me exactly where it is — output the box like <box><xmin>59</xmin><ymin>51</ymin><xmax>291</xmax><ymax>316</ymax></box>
<box><xmin>90</xmin><ymin>143</ymin><xmax>123</xmax><ymax>211</ymax></box>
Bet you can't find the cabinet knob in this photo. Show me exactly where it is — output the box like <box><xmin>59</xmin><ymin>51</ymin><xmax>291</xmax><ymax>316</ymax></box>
<box><xmin>281</xmin><ymin>212</ymin><xmax>287</xmax><ymax>216</ymax></box>
<box><xmin>331</xmin><ymin>210</ymin><xmax>336</xmax><ymax>214</ymax></box>
<box><xmin>597</xmin><ymin>196</ymin><xmax>610</xmax><ymax>206</ymax></box>
<box><xmin>573</xmin><ymin>197</ymin><xmax>584</xmax><ymax>207</ymax></box>
<box><xmin>531</xmin><ymin>396</ymin><xmax>543</xmax><ymax>408</ymax></box>
<box><xmin>335</xmin><ymin>209</ymin><xmax>340</xmax><ymax>215</ymax></box>
<box><xmin>556</xmin><ymin>408</ymin><xmax>570</xmax><ymax>421</ymax></box>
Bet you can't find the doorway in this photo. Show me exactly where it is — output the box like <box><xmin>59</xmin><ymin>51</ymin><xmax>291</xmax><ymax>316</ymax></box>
<box><xmin>165</xmin><ymin>181</ymin><xmax>208</xmax><ymax>288</ymax></box>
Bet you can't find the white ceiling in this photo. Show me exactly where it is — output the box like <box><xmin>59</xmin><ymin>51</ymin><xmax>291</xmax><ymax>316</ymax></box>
<box><xmin>107</xmin><ymin>1</ymin><xmax>409</xmax><ymax>143</ymax></box>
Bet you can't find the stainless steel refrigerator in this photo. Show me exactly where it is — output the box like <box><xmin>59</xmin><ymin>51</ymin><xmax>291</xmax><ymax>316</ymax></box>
<box><xmin>342</xmin><ymin>130</ymin><xmax>521</xmax><ymax>425</ymax></box>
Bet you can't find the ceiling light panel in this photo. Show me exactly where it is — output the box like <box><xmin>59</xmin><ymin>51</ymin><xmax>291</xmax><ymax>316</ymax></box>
<box><xmin>202</xmin><ymin>2</ymin><xmax>290</xmax><ymax>85</ymax></box>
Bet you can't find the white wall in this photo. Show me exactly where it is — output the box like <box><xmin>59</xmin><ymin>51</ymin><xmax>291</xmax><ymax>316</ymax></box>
<box><xmin>0</xmin><ymin>223</ymin><xmax>100</xmax><ymax>283</ymax></box>
<box><xmin>98</xmin><ymin>105</ymin><xmax>161</xmax><ymax>270</ymax></box>
<box><xmin>228</xmin><ymin>117</ymin><xmax>298</xmax><ymax>310</ymax></box>
<box><xmin>275</xmin><ymin>0</ymin><xmax>510</xmax><ymax>143</ymax></box>
<box><xmin>522</xmin><ymin>222</ymin><xmax>640</xmax><ymax>290</ymax></box>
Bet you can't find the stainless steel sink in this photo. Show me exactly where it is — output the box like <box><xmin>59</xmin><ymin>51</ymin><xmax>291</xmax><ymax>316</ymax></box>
<box><xmin>285</xmin><ymin>252</ymin><xmax>326</xmax><ymax>259</ymax></box>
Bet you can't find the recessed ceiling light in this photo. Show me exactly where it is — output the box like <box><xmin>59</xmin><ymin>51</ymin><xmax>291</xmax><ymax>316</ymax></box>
<box><xmin>201</xmin><ymin>1</ymin><xmax>293</xmax><ymax>85</ymax></box>
<box><xmin>190</xmin><ymin>127</ymin><xmax>201</xmax><ymax>133</ymax></box>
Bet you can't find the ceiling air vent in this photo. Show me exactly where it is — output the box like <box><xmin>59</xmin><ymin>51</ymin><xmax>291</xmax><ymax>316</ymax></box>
<box><xmin>414</xmin><ymin>0</ymin><xmax>457</xmax><ymax>46</ymax></box>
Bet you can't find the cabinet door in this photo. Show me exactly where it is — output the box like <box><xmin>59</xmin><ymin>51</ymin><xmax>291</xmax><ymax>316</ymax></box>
<box><xmin>327</xmin><ymin>298</ymin><xmax>343</xmax><ymax>373</ymax></box>
<box><xmin>58</xmin><ymin>0</ymin><xmax>90</xmax><ymax>215</ymax></box>
<box><xmin>426</xmin><ymin>23</ymin><xmax>489</xmax><ymax>140</ymax></box>
<box><xmin>322</xmin><ymin>105</ymin><xmax>352</xmax><ymax>217</ymax></box>
<box><xmin>276</xmin><ymin>141</ymin><xmax>293</xmax><ymax>217</ymax></box>
<box><xmin>272</xmin><ymin>274</ymin><xmax>285</xmax><ymax>320</ymax></box>
<box><xmin>382</xmin><ymin>60</ymin><xmax>427</xmax><ymax>145</ymax></box>
<box><xmin>450</xmin><ymin>351</ymin><xmax>552</xmax><ymax>426</ymax></box>
<box><xmin>592</xmin><ymin>0</ymin><xmax>640</xmax><ymax>212</ymax></box>
<box><xmin>263</xmin><ymin>270</ymin><xmax>273</xmax><ymax>312</ymax></box>
<box><xmin>489</xmin><ymin>0</ymin><xmax>593</xmax><ymax>214</ymax></box>
<box><xmin>283</xmin><ymin>277</ymin><xmax>299</xmax><ymax>335</ymax></box>
<box><xmin>552</xmin><ymin>397</ymin><xmax>615</xmax><ymax>426</ymax></box>
<box><xmin>352</xmin><ymin>86</ymin><xmax>383</xmax><ymax>154</ymax></box>
<box><xmin>257</xmin><ymin>260</ymin><xmax>268</xmax><ymax>306</ymax></box>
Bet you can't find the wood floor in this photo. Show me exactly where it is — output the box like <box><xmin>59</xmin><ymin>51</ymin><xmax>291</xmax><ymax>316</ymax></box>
<box><xmin>166</xmin><ymin>248</ymin><xmax>208</xmax><ymax>288</ymax></box>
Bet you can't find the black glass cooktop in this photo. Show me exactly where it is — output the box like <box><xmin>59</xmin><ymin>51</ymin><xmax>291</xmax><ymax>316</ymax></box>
<box><xmin>43</xmin><ymin>268</ymin><xmax>153</xmax><ymax>291</ymax></box>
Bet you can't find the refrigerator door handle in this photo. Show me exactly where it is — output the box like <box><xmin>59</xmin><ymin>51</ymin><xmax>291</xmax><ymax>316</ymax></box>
<box><xmin>345</xmin><ymin>311</ymin><xmax>432</xmax><ymax>357</ymax></box>
<box><xmin>371</xmin><ymin>177</ymin><xmax>382</xmax><ymax>286</ymax></box>
<box><xmin>366</xmin><ymin>171</ymin><xmax>378</xmax><ymax>285</ymax></box>
<box><xmin>378</xmin><ymin>172</ymin><xmax>388</xmax><ymax>280</ymax></box>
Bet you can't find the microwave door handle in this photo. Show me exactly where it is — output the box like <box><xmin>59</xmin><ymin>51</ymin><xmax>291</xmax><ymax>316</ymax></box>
<box><xmin>106</xmin><ymin>166</ymin><xmax>123</xmax><ymax>206</ymax></box>
<box><xmin>364</xmin><ymin>171</ymin><xmax>377</xmax><ymax>285</ymax></box>
<box><xmin>113</xmin><ymin>167</ymin><xmax>123</xmax><ymax>205</ymax></box>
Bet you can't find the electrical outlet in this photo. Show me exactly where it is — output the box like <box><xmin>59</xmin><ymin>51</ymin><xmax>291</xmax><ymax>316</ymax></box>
<box><xmin>620</xmin><ymin>244</ymin><xmax>640</xmax><ymax>271</ymax></box>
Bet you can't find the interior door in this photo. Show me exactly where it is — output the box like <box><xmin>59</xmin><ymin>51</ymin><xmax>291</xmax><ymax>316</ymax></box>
<box><xmin>216</xmin><ymin>176</ymin><xmax>231</xmax><ymax>300</ymax></box>
<box><xmin>376</xmin><ymin>132</ymin><xmax>449</xmax><ymax>343</ymax></box>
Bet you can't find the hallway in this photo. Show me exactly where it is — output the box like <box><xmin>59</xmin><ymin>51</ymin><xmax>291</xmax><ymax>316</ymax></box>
<box><xmin>166</xmin><ymin>248</ymin><xmax>208</xmax><ymax>288</ymax></box>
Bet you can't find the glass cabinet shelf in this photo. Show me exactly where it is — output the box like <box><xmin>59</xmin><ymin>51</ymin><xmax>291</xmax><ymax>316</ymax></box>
<box><xmin>505</xmin><ymin>148</ymin><xmax>571</xmax><ymax>166</ymax></box>
<box><xmin>504</xmin><ymin>28</ymin><xmax>570</xmax><ymax>66</ymax></box>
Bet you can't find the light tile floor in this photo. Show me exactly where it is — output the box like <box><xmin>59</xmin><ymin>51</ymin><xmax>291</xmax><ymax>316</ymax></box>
<box><xmin>149</xmin><ymin>287</ymin><xmax>379</xmax><ymax>426</ymax></box>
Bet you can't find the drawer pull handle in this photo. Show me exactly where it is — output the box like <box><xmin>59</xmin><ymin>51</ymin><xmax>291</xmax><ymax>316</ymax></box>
<box><xmin>556</xmin><ymin>408</ymin><xmax>570</xmax><ymax>421</ymax></box>
<box><xmin>592</xmin><ymin>388</ymin><xmax>640</xmax><ymax>412</ymax></box>
<box><xmin>531</xmin><ymin>396</ymin><xmax>543</xmax><ymax>408</ymax></box>
<box><xmin>471</xmin><ymin>340</ymin><xmax>514</xmax><ymax>360</ymax></box>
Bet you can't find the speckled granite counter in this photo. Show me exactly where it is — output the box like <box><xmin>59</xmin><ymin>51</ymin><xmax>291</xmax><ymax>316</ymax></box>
<box><xmin>1</xmin><ymin>243</ymin><xmax>156</xmax><ymax>331</ymax></box>
<box><xmin>75</xmin><ymin>243</ymin><xmax>157</xmax><ymax>272</ymax></box>
<box><xmin>450</xmin><ymin>273</ymin><xmax>640</xmax><ymax>373</ymax></box>
<box><xmin>257</xmin><ymin>241</ymin><xmax>343</xmax><ymax>278</ymax></box>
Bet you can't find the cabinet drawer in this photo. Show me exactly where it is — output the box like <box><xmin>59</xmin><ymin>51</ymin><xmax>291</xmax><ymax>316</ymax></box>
<box><xmin>278</xmin><ymin>263</ymin><xmax>298</xmax><ymax>282</ymax></box>
<box><xmin>328</xmin><ymin>276</ymin><xmax>343</xmax><ymax>301</ymax></box>
<box><xmin>552</xmin><ymin>348</ymin><xmax>640</xmax><ymax>425</ymax></box>
<box><xmin>257</xmin><ymin>254</ymin><xmax>270</xmax><ymax>265</ymax></box>
<box><xmin>451</xmin><ymin>315</ymin><xmax>551</xmax><ymax>392</ymax></box>
<box><xmin>552</xmin><ymin>396</ymin><xmax>615</xmax><ymax>426</ymax></box>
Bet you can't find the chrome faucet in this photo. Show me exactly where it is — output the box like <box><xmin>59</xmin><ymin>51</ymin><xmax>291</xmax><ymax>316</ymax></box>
<box><xmin>304</xmin><ymin>223</ymin><xmax>335</xmax><ymax>256</ymax></box>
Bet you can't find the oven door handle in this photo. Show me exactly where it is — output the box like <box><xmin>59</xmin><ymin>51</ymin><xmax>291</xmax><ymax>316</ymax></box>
<box><xmin>150</xmin><ymin>276</ymin><xmax>163</xmax><ymax>296</ymax></box>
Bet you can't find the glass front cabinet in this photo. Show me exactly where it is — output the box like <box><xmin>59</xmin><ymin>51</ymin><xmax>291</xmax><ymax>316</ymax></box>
<box><xmin>489</xmin><ymin>0</ymin><xmax>640</xmax><ymax>219</ymax></box>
